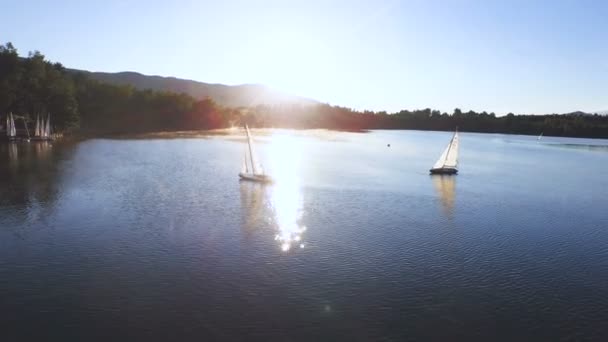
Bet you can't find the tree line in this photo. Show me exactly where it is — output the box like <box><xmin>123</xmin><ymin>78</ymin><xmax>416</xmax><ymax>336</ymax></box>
<box><xmin>1</xmin><ymin>42</ymin><xmax>607</xmax><ymax>138</ymax></box>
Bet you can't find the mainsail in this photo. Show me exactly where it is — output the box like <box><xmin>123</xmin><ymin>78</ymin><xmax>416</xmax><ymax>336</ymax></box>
<box><xmin>35</xmin><ymin>115</ymin><xmax>41</xmax><ymax>137</ymax></box>
<box><xmin>239</xmin><ymin>124</ymin><xmax>271</xmax><ymax>182</ymax></box>
<box><xmin>8</xmin><ymin>113</ymin><xmax>16</xmax><ymax>137</ymax></box>
<box><xmin>44</xmin><ymin>114</ymin><xmax>51</xmax><ymax>138</ymax></box>
<box><xmin>244</xmin><ymin>125</ymin><xmax>261</xmax><ymax>175</ymax></box>
<box><xmin>433</xmin><ymin>131</ymin><xmax>459</xmax><ymax>170</ymax></box>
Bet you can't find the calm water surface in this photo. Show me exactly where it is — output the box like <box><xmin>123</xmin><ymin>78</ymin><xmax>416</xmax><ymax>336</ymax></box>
<box><xmin>1</xmin><ymin>130</ymin><xmax>607</xmax><ymax>341</ymax></box>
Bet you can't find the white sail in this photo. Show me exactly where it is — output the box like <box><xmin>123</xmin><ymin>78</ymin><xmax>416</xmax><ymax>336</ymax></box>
<box><xmin>239</xmin><ymin>125</ymin><xmax>271</xmax><ymax>182</ymax></box>
<box><xmin>35</xmin><ymin>115</ymin><xmax>41</xmax><ymax>136</ymax></box>
<box><xmin>245</xmin><ymin>125</ymin><xmax>261</xmax><ymax>175</ymax></box>
<box><xmin>40</xmin><ymin>115</ymin><xmax>46</xmax><ymax>137</ymax></box>
<box><xmin>44</xmin><ymin>114</ymin><xmax>51</xmax><ymax>138</ymax></box>
<box><xmin>444</xmin><ymin>132</ymin><xmax>459</xmax><ymax>168</ymax></box>
<box><xmin>433</xmin><ymin>131</ymin><xmax>459</xmax><ymax>169</ymax></box>
<box><xmin>9</xmin><ymin>113</ymin><xmax>17</xmax><ymax>137</ymax></box>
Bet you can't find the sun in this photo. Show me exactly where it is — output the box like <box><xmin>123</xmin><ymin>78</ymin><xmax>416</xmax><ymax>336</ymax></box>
<box><xmin>247</xmin><ymin>31</ymin><xmax>334</xmax><ymax>94</ymax></box>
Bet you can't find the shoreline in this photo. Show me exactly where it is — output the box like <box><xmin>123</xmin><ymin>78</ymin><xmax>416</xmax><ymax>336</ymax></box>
<box><xmin>61</xmin><ymin>127</ymin><xmax>608</xmax><ymax>141</ymax></box>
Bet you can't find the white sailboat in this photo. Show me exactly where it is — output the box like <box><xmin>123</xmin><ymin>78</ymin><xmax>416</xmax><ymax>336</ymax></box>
<box><xmin>537</xmin><ymin>132</ymin><xmax>543</xmax><ymax>141</ymax></box>
<box><xmin>21</xmin><ymin>114</ymin><xmax>30</xmax><ymax>141</ymax></box>
<box><xmin>239</xmin><ymin>125</ymin><xmax>272</xmax><ymax>183</ymax></box>
<box><xmin>6</xmin><ymin>113</ymin><xmax>17</xmax><ymax>140</ymax></box>
<box><xmin>35</xmin><ymin>114</ymin><xmax>41</xmax><ymax>137</ymax></box>
<box><xmin>44</xmin><ymin>113</ymin><xmax>51</xmax><ymax>138</ymax></box>
<box><xmin>6</xmin><ymin>114</ymin><xmax>11</xmax><ymax>138</ymax></box>
<box><xmin>430</xmin><ymin>129</ymin><xmax>459</xmax><ymax>175</ymax></box>
<box><xmin>33</xmin><ymin>113</ymin><xmax>53</xmax><ymax>141</ymax></box>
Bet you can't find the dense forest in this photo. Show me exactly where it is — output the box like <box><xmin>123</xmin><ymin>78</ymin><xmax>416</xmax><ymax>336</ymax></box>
<box><xmin>1</xmin><ymin>42</ymin><xmax>607</xmax><ymax>138</ymax></box>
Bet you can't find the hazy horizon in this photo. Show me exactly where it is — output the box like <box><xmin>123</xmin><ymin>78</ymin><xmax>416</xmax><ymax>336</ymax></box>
<box><xmin>2</xmin><ymin>0</ymin><xmax>607</xmax><ymax>114</ymax></box>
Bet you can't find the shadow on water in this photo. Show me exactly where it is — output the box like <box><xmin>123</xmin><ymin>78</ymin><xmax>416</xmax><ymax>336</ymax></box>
<box><xmin>432</xmin><ymin>175</ymin><xmax>456</xmax><ymax>219</ymax></box>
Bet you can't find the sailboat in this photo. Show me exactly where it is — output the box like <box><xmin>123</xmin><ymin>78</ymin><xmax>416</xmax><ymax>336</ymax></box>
<box><xmin>6</xmin><ymin>112</ymin><xmax>17</xmax><ymax>141</ymax></box>
<box><xmin>430</xmin><ymin>129</ymin><xmax>459</xmax><ymax>175</ymax></box>
<box><xmin>45</xmin><ymin>113</ymin><xmax>51</xmax><ymax>139</ymax></box>
<box><xmin>34</xmin><ymin>114</ymin><xmax>42</xmax><ymax>138</ymax></box>
<box><xmin>537</xmin><ymin>132</ymin><xmax>543</xmax><ymax>141</ymax></box>
<box><xmin>239</xmin><ymin>125</ymin><xmax>272</xmax><ymax>183</ymax></box>
<box><xmin>32</xmin><ymin>113</ymin><xmax>53</xmax><ymax>141</ymax></box>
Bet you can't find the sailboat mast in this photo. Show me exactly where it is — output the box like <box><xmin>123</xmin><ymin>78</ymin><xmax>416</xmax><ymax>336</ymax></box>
<box><xmin>246</xmin><ymin>125</ymin><xmax>255</xmax><ymax>173</ymax></box>
<box><xmin>442</xmin><ymin>130</ymin><xmax>456</xmax><ymax>167</ymax></box>
<box><xmin>23</xmin><ymin>116</ymin><xmax>30</xmax><ymax>138</ymax></box>
<box><xmin>9</xmin><ymin>113</ymin><xmax>16</xmax><ymax>137</ymax></box>
<box><xmin>41</xmin><ymin>115</ymin><xmax>45</xmax><ymax>137</ymax></box>
<box><xmin>45</xmin><ymin>113</ymin><xmax>51</xmax><ymax>137</ymax></box>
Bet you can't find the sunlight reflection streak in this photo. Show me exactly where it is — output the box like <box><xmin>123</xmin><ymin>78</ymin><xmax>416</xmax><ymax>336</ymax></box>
<box><xmin>267</xmin><ymin>134</ymin><xmax>307</xmax><ymax>252</ymax></box>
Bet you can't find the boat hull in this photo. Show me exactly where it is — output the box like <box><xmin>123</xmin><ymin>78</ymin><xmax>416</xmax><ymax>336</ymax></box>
<box><xmin>239</xmin><ymin>172</ymin><xmax>273</xmax><ymax>183</ymax></box>
<box><xmin>430</xmin><ymin>167</ymin><xmax>458</xmax><ymax>175</ymax></box>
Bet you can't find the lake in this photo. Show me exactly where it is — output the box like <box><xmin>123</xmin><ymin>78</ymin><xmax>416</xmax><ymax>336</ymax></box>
<box><xmin>1</xmin><ymin>130</ymin><xmax>607</xmax><ymax>341</ymax></box>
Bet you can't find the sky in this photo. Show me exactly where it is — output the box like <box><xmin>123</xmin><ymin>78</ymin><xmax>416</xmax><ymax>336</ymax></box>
<box><xmin>2</xmin><ymin>0</ymin><xmax>607</xmax><ymax>114</ymax></box>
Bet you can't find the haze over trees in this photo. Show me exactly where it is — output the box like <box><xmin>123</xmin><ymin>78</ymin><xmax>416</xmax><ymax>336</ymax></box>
<box><xmin>1</xmin><ymin>42</ymin><xmax>607</xmax><ymax>138</ymax></box>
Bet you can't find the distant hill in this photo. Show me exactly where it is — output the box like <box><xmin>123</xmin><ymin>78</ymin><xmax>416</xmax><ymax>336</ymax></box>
<box><xmin>72</xmin><ymin>70</ymin><xmax>318</xmax><ymax>108</ymax></box>
<box><xmin>564</xmin><ymin>110</ymin><xmax>607</xmax><ymax>116</ymax></box>
<box><xmin>565</xmin><ymin>111</ymin><xmax>593</xmax><ymax>116</ymax></box>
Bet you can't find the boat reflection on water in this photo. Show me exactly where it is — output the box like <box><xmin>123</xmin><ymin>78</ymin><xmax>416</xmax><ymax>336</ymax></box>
<box><xmin>239</xmin><ymin>133</ymin><xmax>307</xmax><ymax>252</ymax></box>
<box><xmin>239</xmin><ymin>182</ymin><xmax>266</xmax><ymax>234</ymax></box>
<box><xmin>34</xmin><ymin>141</ymin><xmax>53</xmax><ymax>160</ymax></box>
<box><xmin>1</xmin><ymin>140</ymin><xmax>60</xmax><ymax>219</ymax></box>
<box><xmin>8</xmin><ymin>142</ymin><xmax>18</xmax><ymax>166</ymax></box>
<box><xmin>4</xmin><ymin>140</ymin><xmax>53</xmax><ymax>166</ymax></box>
<box><xmin>432</xmin><ymin>175</ymin><xmax>456</xmax><ymax>218</ymax></box>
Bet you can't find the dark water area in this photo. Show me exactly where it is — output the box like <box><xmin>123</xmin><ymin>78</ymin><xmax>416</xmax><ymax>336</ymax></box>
<box><xmin>1</xmin><ymin>130</ymin><xmax>608</xmax><ymax>341</ymax></box>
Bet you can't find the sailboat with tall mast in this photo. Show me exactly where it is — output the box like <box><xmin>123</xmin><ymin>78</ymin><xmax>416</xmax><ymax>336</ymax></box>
<box><xmin>45</xmin><ymin>113</ymin><xmax>51</xmax><ymax>139</ymax></box>
<box><xmin>32</xmin><ymin>113</ymin><xmax>53</xmax><ymax>141</ymax></box>
<box><xmin>6</xmin><ymin>112</ymin><xmax>17</xmax><ymax>141</ymax></box>
<box><xmin>35</xmin><ymin>114</ymin><xmax>42</xmax><ymax>138</ymax></box>
<box><xmin>430</xmin><ymin>129</ymin><xmax>459</xmax><ymax>175</ymax></box>
<box><xmin>239</xmin><ymin>125</ymin><xmax>272</xmax><ymax>183</ymax></box>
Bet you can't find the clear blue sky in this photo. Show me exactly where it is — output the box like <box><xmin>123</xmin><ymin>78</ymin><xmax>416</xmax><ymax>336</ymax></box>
<box><xmin>2</xmin><ymin>0</ymin><xmax>607</xmax><ymax>114</ymax></box>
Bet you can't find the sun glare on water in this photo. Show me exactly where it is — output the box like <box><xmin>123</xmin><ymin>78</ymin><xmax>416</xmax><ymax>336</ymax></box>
<box><xmin>239</xmin><ymin>131</ymin><xmax>310</xmax><ymax>253</ymax></box>
<box><xmin>266</xmin><ymin>133</ymin><xmax>307</xmax><ymax>252</ymax></box>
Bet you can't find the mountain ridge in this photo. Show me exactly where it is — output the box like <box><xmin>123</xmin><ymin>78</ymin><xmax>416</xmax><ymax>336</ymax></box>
<box><xmin>565</xmin><ymin>110</ymin><xmax>608</xmax><ymax>116</ymax></box>
<box><xmin>71</xmin><ymin>69</ymin><xmax>606</xmax><ymax>116</ymax></box>
<box><xmin>71</xmin><ymin>69</ymin><xmax>319</xmax><ymax>108</ymax></box>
